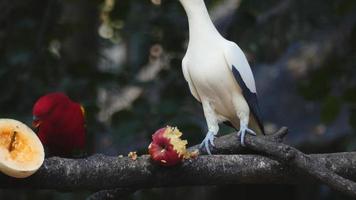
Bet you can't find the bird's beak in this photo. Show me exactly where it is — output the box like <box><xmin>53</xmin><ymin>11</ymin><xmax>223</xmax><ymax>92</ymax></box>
<box><xmin>32</xmin><ymin>116</ymin><xmax>42</xmax><ymax>129</ymax></box>
<box><xmin>80</xmin><ymin>105</ymin><xmax>85</xmax><ymax>116</ymax></box>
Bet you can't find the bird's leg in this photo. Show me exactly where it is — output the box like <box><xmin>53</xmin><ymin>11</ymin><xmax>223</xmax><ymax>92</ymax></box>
<box><xmin>237</xmin><ymin>117</ymin><xmax>256</xmax><ymax>147</ymax></box>
<box><xmin>233</xmin><ymin>95</ymin><xmax>256</xmax><ymax>146</ymax></box>
<box><xmin>200</xmin><ymin>131</ymin><xmax>216</xmax><ymax>154</ymax></box>
<box><xmin>199</xmin><ymin>101</ymin><xmax>219</xmax><ymax>155</ymax></box>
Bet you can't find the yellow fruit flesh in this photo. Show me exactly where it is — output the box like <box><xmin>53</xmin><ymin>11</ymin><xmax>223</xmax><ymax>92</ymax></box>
<box><xmin>163</xmin><ymin>126</ymin><xmax>188</xmax><ymax>156</ymax></box>
<box><xmin>162</xmin><ymin>126</ymin><xmax>199</xmax><ymax>159</ymax></box>
<box><xmin>0</xmin><ymin>129</ymin><xmax>36</xmax><ymax>166</ymax></box>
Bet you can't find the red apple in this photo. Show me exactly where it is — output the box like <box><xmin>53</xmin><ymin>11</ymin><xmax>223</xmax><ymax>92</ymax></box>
<box><xmin>148</xmin><ymin>126</ymin><xmax>188</xmax><ymax>166</ymax></box>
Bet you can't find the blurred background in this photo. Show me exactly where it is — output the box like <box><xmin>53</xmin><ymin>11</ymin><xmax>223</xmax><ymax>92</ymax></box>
<box><xmin>0</xmin><ymin>0</ymin><xmax>355</xmax><ymax>199</ymax></box>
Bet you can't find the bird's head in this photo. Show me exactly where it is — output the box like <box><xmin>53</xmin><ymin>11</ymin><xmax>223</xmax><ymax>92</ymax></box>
<box><xmin>32</xmin><ymin>92</ymin><xmax>70</xmax><ymax>129</ymax></box>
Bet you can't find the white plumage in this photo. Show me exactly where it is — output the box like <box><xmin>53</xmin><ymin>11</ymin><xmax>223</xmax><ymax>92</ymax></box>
<box><xmin>179</xmin><ymin>0</ymin><xmax>264</xmax><ymax>154</ymax></box>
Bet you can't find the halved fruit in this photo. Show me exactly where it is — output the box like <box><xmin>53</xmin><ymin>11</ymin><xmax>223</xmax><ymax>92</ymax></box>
<box><xmin>0</xmin><ymin>119</ymin><xmax>44</xmax><ymax>178</ymax></box>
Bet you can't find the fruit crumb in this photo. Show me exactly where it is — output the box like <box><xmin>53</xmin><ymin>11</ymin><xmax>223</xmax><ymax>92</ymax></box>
<box><xmin>184</xmin><ymin>149</ymin><xmax>199</xmax><ymax>159</ymax></box>
<box><xmin>128</xmin><ymin>151</ymin><xmax>137</xmax><ymax>160</ymax></box>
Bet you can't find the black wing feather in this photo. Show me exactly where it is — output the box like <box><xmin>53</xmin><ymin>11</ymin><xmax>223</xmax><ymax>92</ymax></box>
<box><xmin>232</xmin><ymin>66</ymin><xmax>265</xmax><ymax>135</ymax></box>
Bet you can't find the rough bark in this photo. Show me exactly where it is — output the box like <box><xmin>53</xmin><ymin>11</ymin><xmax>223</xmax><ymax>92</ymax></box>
<box><xmin>1</xmin><ymin>128</ymin><xmax>356</xmax><ymax>199</ymax></box>
<box><xmin>0</xmin><ymin>154</ymin><xmax>289</xmax><ymax>190</ymax></box>
<box><xmin>0</xmin><ymin>151</ymin><xmax>356</xmax><ymax>192</ymax></box>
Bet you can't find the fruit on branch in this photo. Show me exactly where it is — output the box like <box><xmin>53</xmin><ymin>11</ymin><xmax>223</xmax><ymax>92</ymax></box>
<box><xmin>0</xmin><ymin>119</ymin><xmax>44</xmax><ymax>178</ymax></box>
<box><xmin>148</xmin><ymin>126</ymin><xmax>196</xmax><ymax>166</ymax></box>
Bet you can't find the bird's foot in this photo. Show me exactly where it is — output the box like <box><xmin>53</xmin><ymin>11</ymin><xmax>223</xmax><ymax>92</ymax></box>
<box><xmin>237</xmin><ymin>125</ymin><xmax>256</xmax><ymax>147</ymax></box>
<box><xmin>199</xmin><ymin>131</ymin><xmax>216</xmax><ymax>155</ymax></box>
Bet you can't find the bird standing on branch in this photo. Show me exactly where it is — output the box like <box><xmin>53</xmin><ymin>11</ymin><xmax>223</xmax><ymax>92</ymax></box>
<box><xmin>32</xmin><ymin>92</ymin><xmax>86</xmax><ymax>157</ymax></box>
<box><xmin>178</xmin><ymin>0</ymin><xmax>265</xmax><ymax>154</ymax></box>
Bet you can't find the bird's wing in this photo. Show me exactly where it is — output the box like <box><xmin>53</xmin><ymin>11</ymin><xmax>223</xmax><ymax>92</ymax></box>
<box><xmin>223</xmin><ymin>41</ymin><xmax>265</xmax><ymax>134</ymax></box>
<box><xmin>182</xmin><ymin>57</ymin><xmax>201</xmax><ymax>102</ymax></box>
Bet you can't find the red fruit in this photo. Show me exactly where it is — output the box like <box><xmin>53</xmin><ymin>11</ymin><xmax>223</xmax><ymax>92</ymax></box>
<box><xmin>148</xmin><ymin>126</ymin><xmax>188</xmax><ymax>166</ymax></box>
<box><xmin>32</xmin><ymin>92</ymin><xmax>86</xmax><ymax>156</ymax></box>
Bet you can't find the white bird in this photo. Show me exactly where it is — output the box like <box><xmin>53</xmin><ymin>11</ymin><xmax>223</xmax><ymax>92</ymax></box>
<box><xmin>178</xmin><ymin>0</ymin><xmax>265</xmax><ymax>154</ymax></box>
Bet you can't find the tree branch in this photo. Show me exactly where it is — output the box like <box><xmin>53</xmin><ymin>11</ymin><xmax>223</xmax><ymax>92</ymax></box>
<box><xmin>1</xmin><ymin>152</ymin><xmax>356</xmax><ymax>190</ymax></box>
<box><xmin>191</xmin><ymin>127</ymin><xmax>356</xmax><ymax>197</ymax></box>
<box><xmin>244</xmin><ymin>128</ymin><xmax>356</xmax><ymax>197</ymax></box>
<box><xmin>86</xmin><ymin>188</ymin><xmax>135</xmax><ymax>200</ymax></box>
<box><xmin>188</xmin><ymin>127</ymin><xmax>288</xmax><ymax>154</ymax></box>
<box><xmin>1</xmin><ymin>128</ymin><xmax>356</xmax><ymax>198</ymax></box>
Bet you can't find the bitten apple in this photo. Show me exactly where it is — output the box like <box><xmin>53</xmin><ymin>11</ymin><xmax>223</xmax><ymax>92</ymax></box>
<box><xmin>148</xmin><ymin>126</ymin><xmax>188</xmax><ymax>166</ymax></box>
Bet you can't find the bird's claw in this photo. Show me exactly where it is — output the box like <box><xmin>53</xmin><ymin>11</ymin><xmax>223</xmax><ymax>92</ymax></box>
<box><xmin>199</xmin><ymin>131</ymin><xmax>216</xmax><ymax>155</ymax></box>
<box><xmin>237</xmin><ymin>126</ymin><xmax>256</xmax><ymax>147</ymax></box>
